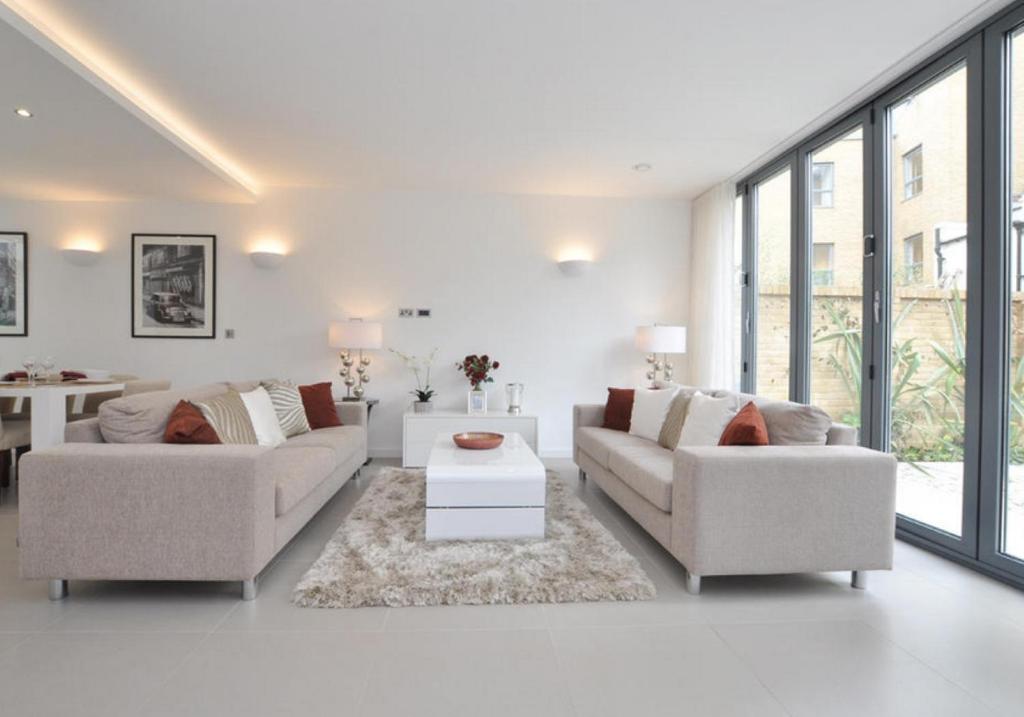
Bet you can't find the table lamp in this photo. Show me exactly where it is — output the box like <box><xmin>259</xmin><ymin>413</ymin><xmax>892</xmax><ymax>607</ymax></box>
<box><xmin>328</xmin><ymin>319</ymin><xmax>383</xmax><ymax>400</ymax></box>
<box><xmin>635</xmin><ymin>325</ymin><xmax>686</xmax><ymax>387</ymax></box>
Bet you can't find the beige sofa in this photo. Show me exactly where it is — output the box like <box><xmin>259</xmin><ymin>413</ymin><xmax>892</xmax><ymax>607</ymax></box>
<box><xmin>574</xmin><ymin>389</ymin><xmax>897</xmax><ymax>594</ymax></box>
<box><xmin>18</xmin><ymin>381</ymin><xmax>367</xmax><ymax>601</ymax></box>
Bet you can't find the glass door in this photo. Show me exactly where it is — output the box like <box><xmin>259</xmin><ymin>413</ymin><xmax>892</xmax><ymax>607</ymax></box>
<box><xmin>1003</xmin><ymin>24</ymin><xmax>1024</xmax><ymax>563</ymax></box>
<box><xmin>877</xmin><ymin>41</ymin><xmax>981</xmax><ymax>554</ymax></box>
<box><xmin>753</xmin><ymin>165</ymin><xmax>794</xmax><ymax>400</ymax></box>
<box><xmin>979</xmin><ymin>14</ymin><xmax>1024</xmax><ymax>580</ymax></box>
<box><xmin>807</xmin><ymin>123</ymin><xmax>869</xmax><ymax>435</ymax></box>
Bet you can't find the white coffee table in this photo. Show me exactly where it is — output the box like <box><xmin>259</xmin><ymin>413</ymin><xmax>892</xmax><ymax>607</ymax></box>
<box><xmin>425</xmin><ymin>431</ymin><xmax>546</xmax><ymax>541</ymax></box>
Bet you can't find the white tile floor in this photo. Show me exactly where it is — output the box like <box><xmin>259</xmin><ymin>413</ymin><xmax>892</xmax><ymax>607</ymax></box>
<box><xmin>1</xmin><ymin>458</ymin><xmax>1023</xmax><ymax>716</ymax></box>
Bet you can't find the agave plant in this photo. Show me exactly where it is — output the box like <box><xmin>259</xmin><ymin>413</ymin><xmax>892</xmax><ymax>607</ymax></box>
<box><xmin>813</xmin><ymin>297</ymin><xmax>930</xmax><ymax>461</ymax></box>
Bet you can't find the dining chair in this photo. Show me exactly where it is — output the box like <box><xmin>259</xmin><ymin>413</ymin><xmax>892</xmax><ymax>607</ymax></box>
<box><xmin>0</xmin><ymin>413</ymin><xmax>31</xmax><ymax>498</ymax></box>
<box><xmin>67</xmin><ymin>376</ymin><xmax>171</xmax><ymax>422</ymax></box>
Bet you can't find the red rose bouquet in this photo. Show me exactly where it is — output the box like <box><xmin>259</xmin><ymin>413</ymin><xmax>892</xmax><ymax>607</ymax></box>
<box><xmin>456</xmin><ymin>354</ymin><xmax>500</xmax><ymax>389</ymax></box>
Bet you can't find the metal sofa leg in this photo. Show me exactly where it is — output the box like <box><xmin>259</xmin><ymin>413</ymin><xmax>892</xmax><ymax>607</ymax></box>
<box><xmin>685</xmin><ymin>572</ymin><xmax>701</xmax><ymax>595</ymax></box>
<box><xmin>578</xmin><ymin>468</ymin><xmax>586</xmax><ymax>481</ymax></box>
<box><xmin>851</xmin><ymin>570</ymin><xmax>868</xmax><ymax>590</ymax></box>
<box><xmin>241</xmin><ymin>579</ymin><xmax>257</xmax><ymax>601</ymax></box>
<box><xmin>48</xmin><ymin>579</ymin><xmax>68</xmax><ymax>601</ymax></box>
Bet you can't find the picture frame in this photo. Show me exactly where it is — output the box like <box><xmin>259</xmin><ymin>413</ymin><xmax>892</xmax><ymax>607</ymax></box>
<box><xmin>132</xmin><ymin>234</ymin><xmax>216</xmax><ymax>339</ymax></box>
<box><xmin>0</xmin><ymin>232</ymin><xmax>28</xmax><ymax>337</ymax></box>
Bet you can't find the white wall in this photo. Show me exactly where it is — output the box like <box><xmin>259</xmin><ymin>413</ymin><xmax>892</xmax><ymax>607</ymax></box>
<box><xmin>0</xmin><ymin>188</ymin><xmax>690</xmax><ymax>456</ymax></box>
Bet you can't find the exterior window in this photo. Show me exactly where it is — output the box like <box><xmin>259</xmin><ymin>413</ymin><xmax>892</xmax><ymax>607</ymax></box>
<box><xmin>902</xmin><ymin>233</ymin><xmax>924</xmax><ymax>284</ymax></box>
<box><xmin>903</xmin><ymin>145</ymin><xmax>923</xmax><ymax>198</ymax></box>
<box><xmin>812</xmin><ymin>162</ymin><xmax>834</xmax><ymax>208</ymax></box>
<box><xmin>812</xmin><ymin>243</ymin><xmax>834</xmax><ymax>286</ymax></box>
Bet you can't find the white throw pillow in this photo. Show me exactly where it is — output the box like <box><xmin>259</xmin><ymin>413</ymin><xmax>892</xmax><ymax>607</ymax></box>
<box><xmin>677</xmin><ymin>392</ymin><xmax>739</xmax><ymax>447</ymax></box>
<box><xmin>239</xmin><ymin>386</ymin><xmax>287</xmax><ymax>447</ymax></box>
<box><xmin>628</xmin><ymin>387</ymin><xmax>679</xmax><ymax>442</ymax></box>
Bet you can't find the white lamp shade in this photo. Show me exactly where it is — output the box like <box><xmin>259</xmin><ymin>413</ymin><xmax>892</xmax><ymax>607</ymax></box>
<box><xmin>329</xmin><ymin>320</ymin><xmax>383</xmax><ymax>349</ymax></box>
<box><xmin>635</xmin><ymin>325</ymin><xmax>687</xmax><ymax>354</ymax></box>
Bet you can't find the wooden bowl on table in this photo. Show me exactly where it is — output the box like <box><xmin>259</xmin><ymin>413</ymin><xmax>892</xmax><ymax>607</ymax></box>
<box><xmin>452</xmin><ymin>432</ymin><xmax>504</xmax><ymax>450</ymax></box>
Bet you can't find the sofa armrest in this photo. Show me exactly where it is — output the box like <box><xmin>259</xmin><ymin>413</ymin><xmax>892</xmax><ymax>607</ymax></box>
<box><xmin>670</xmin><ymin>446</ymin><xmax>896</xmax><ymax>576</ymax></box>
<box><xmin>827</xmin><ymin>422</ymin><xmax>858</xmax><ymax>446</ymax></box>
<box><xmin>573</xmin><ymin>404</ymin><xmax>605</xmax><ymax>464</ymax></box>
<box><xmin>336</xmin><ymin>401</ymin><xmax>368</xmax><ymax>428</ymax></box>
<box><xmin>18</xmin><ymin>444</ymin><xmax>277</xmax><ymax>581</ymax></box>
<box><xmin>64</xmin><ymin>417</ymin><xmax>104</xmax><ymax>443</ymax></box>
<box><xmin>574</xmin><ymin>404</ymin><xmax>604</xmax><ymax>430</ymax></box>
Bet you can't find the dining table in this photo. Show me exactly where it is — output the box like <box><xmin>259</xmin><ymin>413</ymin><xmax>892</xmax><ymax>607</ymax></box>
<box><xmin>0</xmin><ymin>380</ymin><xmax>126</xmax><ymax>450</ymax></box>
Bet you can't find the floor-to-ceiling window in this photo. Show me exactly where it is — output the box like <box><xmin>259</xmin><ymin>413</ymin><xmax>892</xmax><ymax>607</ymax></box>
<box><xmin>733</xmin><ymin>191</ymin><xmax>745</xmax><ymax>391</ymax></box>
<box><xmin>999</xmin><ymin>22</ymin><xmax>1024</xmax><ymax>562</ymax></box>
<box><xmin>886</xmin><ymin>63</ymin><xmax>970</xmax><ymax>538</ymax></box>
<box><xmin>754</xmin><ymin>167</ymin><xmax>792</xmax><ymax>400</ymax></box>
<box><xmin>809</xmin><ymin>126</ymin><xmax>865</xmax><ymax>429</ymax></box>
<box><xmin>736</xmin><ymin>2</ymin><xmax>1024</xmax><ymax>586</ymax></box>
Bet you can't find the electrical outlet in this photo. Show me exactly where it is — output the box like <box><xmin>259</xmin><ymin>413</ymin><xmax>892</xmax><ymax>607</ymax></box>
<box><xmin>417</xmin><ymin>308</ymin><xmax>431</xmax><ymax>317</ymax></box>
<box><xmin>225</xmin><ymin>329</ymin><xmax>235</xmax><ymax>339</ymax></box>
<box><xmin>398</xmin><ymin>308</ymin><xmax>414</xmax><ymax>318</ymax></box>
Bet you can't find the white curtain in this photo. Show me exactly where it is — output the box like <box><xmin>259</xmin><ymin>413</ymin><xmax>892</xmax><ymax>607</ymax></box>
<box><xmin>689</xmin><ymin>181</ymin><xmax>736</xmax><ymax>389</ymax></box>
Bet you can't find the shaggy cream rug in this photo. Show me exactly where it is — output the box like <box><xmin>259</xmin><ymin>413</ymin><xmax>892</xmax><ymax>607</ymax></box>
<box><xmin>292</xmin><ymin>467</ymin><xmax>656</xmax><ymax>608</ymax></box>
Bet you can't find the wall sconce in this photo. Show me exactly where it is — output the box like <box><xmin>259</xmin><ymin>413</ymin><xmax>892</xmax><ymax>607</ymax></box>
<box><xmin>250</xmin><ymin>251</ymin><xmax>286</xmax><ymax>269</ymax></box>
<box><xmin>557</xmin><ymin>258</ymin><xmax>592</xmax><ymax>276</ymax></box>
<box><xmin>556</xmin><ymin>244</ymin><xmax>594</xmax><ymax>276</ymax></box>
<box><xmin>61</xmin><ymin>248</ymin><xmax>102</xmax><ymax>266</ymax></box>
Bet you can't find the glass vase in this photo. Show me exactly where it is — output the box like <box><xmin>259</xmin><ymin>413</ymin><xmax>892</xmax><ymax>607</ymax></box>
<box><xmin>467</xmin><ymin>387</ymin><xmax>487</xmax><ymax>415</ymax></box>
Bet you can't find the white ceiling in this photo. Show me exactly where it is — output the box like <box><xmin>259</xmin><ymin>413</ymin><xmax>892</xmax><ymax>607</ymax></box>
<box><xmin>0</xmin><ymin>0</ymin><xmax>1015</xmax><ymax>202</ymax></box>
<box><xmin>0</xmin><ymin>16</ymin><xmax>251</xmax><ymax>202</ymax></box>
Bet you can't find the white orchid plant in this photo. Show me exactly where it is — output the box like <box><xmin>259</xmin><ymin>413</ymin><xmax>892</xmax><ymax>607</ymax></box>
<box><xmin>389</xmin><ymin>347</ymin><xmax>438</xmax><ymax>402</ymax></box>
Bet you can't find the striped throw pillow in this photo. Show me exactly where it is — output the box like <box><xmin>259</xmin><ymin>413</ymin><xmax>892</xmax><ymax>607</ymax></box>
<box><xmin>192</xmin><ymin>390</ymin><xmax>258</xmax><ymax>445</ymax></box>
<box><xmin>262</xmin><ymin>380</ymin><xmax>311</xmax><ymax>438</ymax></box>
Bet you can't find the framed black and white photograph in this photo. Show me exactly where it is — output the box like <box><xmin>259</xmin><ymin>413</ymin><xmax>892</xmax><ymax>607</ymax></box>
<box><xmin>0</xmin><ymin>232</ymin><xmax>27</xmax><ymax>337</ymax></box>
<box><xmin>132</xmin><ymin>234</ymin><xmax>215</xmax><ymax>339</ymax></box>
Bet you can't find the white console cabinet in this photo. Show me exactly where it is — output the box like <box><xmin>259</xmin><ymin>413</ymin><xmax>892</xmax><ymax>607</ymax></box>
<box><xmin>402</xmin><ymin>411</ymin><xmax>539</xmax><ymax>467</ymax></box>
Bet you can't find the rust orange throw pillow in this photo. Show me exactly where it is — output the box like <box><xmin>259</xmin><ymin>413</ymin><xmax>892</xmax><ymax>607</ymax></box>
<box><xmin>603</xmin><ymin>388</ymin><xmax>635</xmax><ymax>432</ymax></box>
<box><xmin>299</xmin><ymin>382</ymin><xmax>343</xmax><ymax>429</ymax></box>
<box><xmin>163</xmin><ymin>400</ymin><xmax>221</xmax><ymax>444</ymax></box>
<box><xmin>719</xmin><ymin>401</ymin><xmax>769</xmax><ymax>446</ymax></box>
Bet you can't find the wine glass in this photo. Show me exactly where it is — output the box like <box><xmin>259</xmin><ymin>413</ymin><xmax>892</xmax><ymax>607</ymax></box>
<box><xmin>22</xmin><ymin>356</ymin><xmax>36</xmax><ymax>384</ymax></box>
<box><xmin>41</xmin><ymin>356</ymin><xmax>56</xmax><ymax>381</ymax></box>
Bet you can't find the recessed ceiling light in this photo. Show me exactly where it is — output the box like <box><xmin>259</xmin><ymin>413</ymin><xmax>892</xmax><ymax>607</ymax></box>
<box><xmin>633</xmin><ymin>163</ymin><xmax>652</xmax><ymax>172</ymax></box>
<box><xmin>14</xmin><ymin>108</ymin><xmax>33</xmax><ymax>118</ymax></box>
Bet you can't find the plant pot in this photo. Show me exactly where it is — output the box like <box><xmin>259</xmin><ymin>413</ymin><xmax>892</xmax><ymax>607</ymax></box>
<box><xmin>413</xmin><ymin>401</ymin><xmax>433</xmax><ymax>414</ymax></box>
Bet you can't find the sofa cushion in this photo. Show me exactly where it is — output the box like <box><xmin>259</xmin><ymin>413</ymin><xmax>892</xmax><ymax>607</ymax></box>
<box><xmin>678</xmin><ymin>392</ymin><xmax>739</xmax><ymax>446</ymax></box>
<box><xmin>602</xmin><ymin>388</ymin><xmax>635</xmax><ymax>432</ymax></box>
<box><xmin>719</xmin><ymin>401</ymin><xmax>769</xmax><ymax>446</ymax></box>
<box><xmin>193</xmin><ymin>391</ymin><xmax>259</xmax><ymax>445</ymax></box>
<box><xmin>299</xmin><ymin>383</ymin><xmax>342</xmax><ymax>429</ymax></box>
<box><xmin>757</xmin><ymin>399</ymin><xmax>832</xmax><ymax>445</ymax></box>
<box><xmin>628</xmin><ymin>388</ymin><xmax>679</xmax><ymax>442</ymax></box>
<box><xmin>163</xmin><ymin>400</ymin><xmax>220</xmax><ymax>445</ymax></box>
<box><xmin>262</xmin><ymin>380</ymin><xmax>311</xmax><ymax>437</ymax></box>
<box><xmin>239</xmin><ymin>387</ymin><xmax>287</xmax><ymax>447</ymax></box>
<box><xmin>712</xmin><ymin>392</ymin><xmax>833</xmax><ymax>446</ymax></box>
<box><xmin>276</xmin><ymin>425</ymin><xmax>365</xmax><ymax>466</ymax></box>
<box><xmin>99</xmin><ymin>383</ymin><xmax>227</xmax><ymax>444</ymax></box>
<box><xmin>658</xmin><ymin>388</ymin><xmax>699</xmax><ymax>449</ymax></box>
<box><xmin>607</xmin><ymin>445</ymin><xmax>674</xmax><ymax>512</ymax></box>
<box><xmin>575</xmin><ymin>426</ymin><xmax>655</xmax><ymax>469</ymax></box>
<box><xmin>270</xmin><ymin>446</ymin><xmax>337</xmax><ymax>516</ymax></box>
